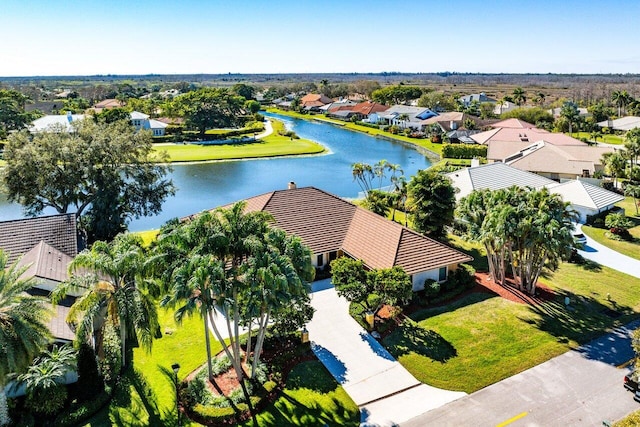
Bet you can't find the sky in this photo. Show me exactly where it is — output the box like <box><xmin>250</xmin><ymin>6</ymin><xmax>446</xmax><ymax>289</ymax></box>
<box><xmin>1</xmin><ymin>0</ymin><xmax>640</xmax><ymax>76</ymax></box>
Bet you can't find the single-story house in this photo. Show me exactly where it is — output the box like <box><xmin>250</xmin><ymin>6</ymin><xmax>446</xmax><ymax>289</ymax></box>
<box><xmin>0</xmin><ymin>213</ymin><xmax>80</xmax><ymax>343</ymax></box>
<box><xmin>459</xmin><ymin>92</ymin><xmax>496</xmax><ymax>107</ymax></box>
<box><xmin>300</xmin><ymin>93</ymin><xmax>333</xmax><ymax>111</ymax></box>
<box><xmin>597</xmin><ymin>116</ymin><xmax>640</xmax><ymax>131</ymax></box>
<box><xmin>209</xmin><ymin>184</ymin><xmax>472</xmax><ymax>291</ymax></box>
<box><xmin>90</xmin><ymin>98</ymin><xmax>125</xmax><ymax>114</ymax></box>
<box><xmin>30</xmin><ymin>112</ymin><xmax>85</xmax><ymax>133</ymax></box>
<box><xmin>493</xmin><ymin>101</ymin><xmax>521</xmax><ymax>116</ymax></box>
<box><xmin>473</xmin><ymin>125</ymin><xmax>586</xmax><ymax>146</ymax></box>
<box><xmin>368</xmin><ymin>105</ymin><xmax>438</xmax><ymax>130</ymax></box>
<box><xmin>549</xmin><ymin>107</ymin><xmax>590</xmax><ymax>118</ymax></box>
<box><xmin>446</xmin><ymin>162</ymin><xmax>624</xmax><ymax>223</ymax></box>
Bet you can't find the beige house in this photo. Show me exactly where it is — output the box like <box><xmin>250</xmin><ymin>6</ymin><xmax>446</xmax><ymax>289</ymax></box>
<box><xmin>212</xmin><ymin>185</ymin><xmax>472</xmax><ymax>291</ymax></box>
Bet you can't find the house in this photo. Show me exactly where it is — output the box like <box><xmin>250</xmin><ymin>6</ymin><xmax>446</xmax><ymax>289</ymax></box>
<box><xmin>493</xmin><ymin>101</ymin><xmax>520</xmax><ymax>116</ymax></box>
<box><xmin>549</xmin><ymin>107</ymin><xmax>590</xmax><ymax>118</ymax></box>
<box><xmin>0</xmin><ymin>214</ymin><xmax>79</xmax><ymax>343</ymax></box>
<box><xmin>459</xmin><ymin>92</ymin><xmax>496</xmax><ymax>108</ymax></box>
<box><xmin>326</xmin><ymin>101</ymin><xmax>388</xmax><ymax>121</ymax></box>
<box><xmin>90</xmin><ymin>98</ymin><xmax>125</xmax><ymax>113</ymax></box>
<box><xmin>30</xmin><ymin>112</ymin><xmax>85</xmax><ymax>132</ymax></box>
<box><xmin>420</xmin><ymin>111</ymin><xmax>467</xmax><ymax>132</ymax></box>
<box><xmin>209</xmin><ymin>185</ymin><xmax>472</xmax><ymax>291</ymax></box>
<box><xmin>130</xmin><ymin>111</ymin><xmax>168</xmax><ymax>136</ymax></box>
<box><xmin>446</xmin><ymin>162</ymin><xmax>624</xmax><ymax>223</ymax></box>
<box><xmin>300</xmin><ymin>93</ymin><xmax>333</xmax><ymax>111</ymax></box>
<box><xmin>597</xmin><ymin>116</ymin><xmax>640</xmax><ymax>131</ymax></box>
<box><xmin>368</xmin><ymin>105</ymin><xmax>438</xmax><ymax>130</ymax></box>
<box><xmin>472</xmin><ymin>125</ymin><xmax>586</xmax><ymax>146</ymax></box>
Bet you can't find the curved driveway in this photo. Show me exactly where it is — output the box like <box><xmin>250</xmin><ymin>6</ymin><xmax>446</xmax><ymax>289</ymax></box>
<box><xmin>577</xmin><ymin>224</ymin><xmax>640</xmax><ymax>279</ymax></box>
<box><xmin>309</xmin><ymin>279</ymin><xmax>465</xmax><ymax>427</ymax></box>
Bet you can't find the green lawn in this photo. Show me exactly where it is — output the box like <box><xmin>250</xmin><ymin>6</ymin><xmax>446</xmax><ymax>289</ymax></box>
<box><xmin>384</xmin><ymin>261</ymin><xmax>640</xmax><ymax>393</ymax></box>
<box><xmin>581</xmin><ymin>197</ymin><xmax>640</xmax><ymax>260</ymax></box>
<box><xmin>569</xmin><ymin>131</ymin><xmax>626</xmax><ymax>145</ymax></box>
<box><xmin>84</xmin><ymin>305</ymin><xmax>357</xmax><ymax>426</ymax></box>
<box><xmin>154</xmin><ymin>119</ymin><xmax>325</xmax><ymax>163</ymax></box>
<box><xmin>267</xmin><ymin>108</ymin><xmax>443</xmax><ymax>157</ymax></box>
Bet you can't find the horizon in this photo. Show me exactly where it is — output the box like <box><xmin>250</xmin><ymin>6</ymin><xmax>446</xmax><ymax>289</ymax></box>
<box><xmin>3</xmin><ymin>0</ymin><xmax>640</xmax><ymax>77</ymax></box>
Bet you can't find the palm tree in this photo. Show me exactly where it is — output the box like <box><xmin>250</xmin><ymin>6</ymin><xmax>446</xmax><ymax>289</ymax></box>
<box><xmin>611</xmin><ymin>90</ymin><xmax>632</xmax><ymax>117</ymax></box>
<box><xmin>604</xmin><ymin>151</ymin><xmax>627</xmax><ymax>188</ymax></box>
<box><xmin>560</xmin><ymin>101</ymin><xmax>580</xmax><ymax>135</ymax></box>
<box><xmin>61</xmin><ymin>234</ymin><xmax>160</xmax><ymax>367</ymax></box>
<box><xmin>512</xmin><ymin>87</ymin><xmax>526</xmax><ymax>106</ymax></box>
<box><xmin>0</xmin><ymin>250</ymin><xmax>51</xmax><ymax>426</ymax></box>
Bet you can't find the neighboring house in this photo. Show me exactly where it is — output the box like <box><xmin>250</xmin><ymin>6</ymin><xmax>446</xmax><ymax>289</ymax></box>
<box><xmin>300</xmin><ymin>93</ymin><xmax>333</xmax><ymax>111</ymax></box>
<box><xmin>30</xmin><ymin>112</ymin><xmax>85</xmax><ymax>132</ymax></box>
<box><xmin>473</xmin><ymin>125</ymin><xmax>586</xmax><ymax>146</ymax></box>
<box><xmin>90</xmin><ymin>98</ymin><xmax>125</xmax><ymax>113</ymax></box>
<box><xmin>493</xmin><ymin>101</ymin><xmax>520</xmax><ymax>116</ymax></box>
<box><xmin>0</xmin><ymin>214</ymin><xmax>79</xmax><ymax>343</ymax></box>
<box><xmin>209</xmin><ymin>185</ymin><xmax>472</xmax><ymax>291</ymax></box>
<box><xmin>368</xmin><ymin>105</ymin><xmax>438</xmax><ymax>130</ymax></box>
<box><xmin>420</xmin><ymin>111</ymin><xmax>467</xmax><ymax>132</ymax></box>
<box><xmin>496</xmin><ymin>141</ymin><xmax>614</xmax><ymax>180</ymax></box>
<box><xmin>549</xmin><ymin>107</ymin><xmax>590</xmax><ymax>118</ymax></box>
<box><xmin>326</xmin><ymin>100</ymin><xmax>388</xmax><ymax>121</ymax></box>
<box><xmin>459</xmin><ymin>92</ymin><xmax>496</xmax><ymax>107</ymax></box>
<box><xmin>597</xmin><ymin>116</ymin><xmax>640</xmax><ymax>131</ymax></box>
<box><xmin>446</xmin><ymin>162</ymin><xmax>624</xmax><ymax>223</ymax></box>
<box><xmin>130</xmin><ymin>111</ymin><xmax>168</xmax><ymax>136</ymax></box>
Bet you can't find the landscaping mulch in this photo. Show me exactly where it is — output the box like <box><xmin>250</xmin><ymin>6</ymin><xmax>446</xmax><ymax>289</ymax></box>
<box><xmin>473</xmin><ymin>272</ymin><xmax>556</xmax><ymax>305</ymax></box>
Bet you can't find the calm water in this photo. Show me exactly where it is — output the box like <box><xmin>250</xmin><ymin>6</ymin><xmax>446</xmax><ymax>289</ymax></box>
<box><xmin>0</xmin><ymin>113</ymin><xmax>433</xmax><ymax>231</ymax></box>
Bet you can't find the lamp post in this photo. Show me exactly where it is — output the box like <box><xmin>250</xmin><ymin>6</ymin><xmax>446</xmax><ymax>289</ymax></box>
<box><xmin>172</xmin><ymin>363</ymin><xmax>180</xmax><ymax>427</ymax></box>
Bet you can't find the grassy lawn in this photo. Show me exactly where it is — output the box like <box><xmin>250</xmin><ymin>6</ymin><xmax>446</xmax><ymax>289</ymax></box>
<box><xmin>384</xmin><ymin>261</ymin><xmax>640</xmax><ymax>393</ymax></box>
<box><xmin>581</xmin><ymin>197</ymin><xmax>640</xmax><ymax>260</ymax></box>
<box><xmin>266</xmin><ymin>108</ymin><xmax>443</xmax><ymax>157</ymax></box>
<box><xmin>569</xmin><ymin>131</ymin><xmax>626</xmax><ymax>145</ymax></box>
<box><xmin>84</xmin><ymin>305</ymin><xmax>358</xmax><ymax>426</ymax></box>
<box><xmin>154</xmin><ymin>119</ymin><xmax>325</xmax><ymax>163</ymax></box>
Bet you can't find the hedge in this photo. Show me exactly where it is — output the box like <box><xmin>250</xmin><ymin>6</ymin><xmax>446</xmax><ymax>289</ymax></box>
<box><xmin>54</xmin><ymin>390</ymin><xmax>111</xmax><ymax>427</ymax></box>
<box><xmin>442</xmin><ymin>143</ymin><xmax>487</xmax><ymax>159</ymax></box>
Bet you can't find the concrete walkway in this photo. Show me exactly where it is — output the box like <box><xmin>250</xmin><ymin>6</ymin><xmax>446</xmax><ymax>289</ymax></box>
<box><xmin>308</xmin><ymin>279</ymin><xmax>466</xmax><ymax>426</ymax></box>
<box><xmin>577</xmin><ymin>224</ymin><xmax>640</xmax><ymax>278</ymax></box>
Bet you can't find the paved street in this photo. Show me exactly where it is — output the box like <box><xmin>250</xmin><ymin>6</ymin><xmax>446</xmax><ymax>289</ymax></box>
<box><xmin>403</xmin><ymin>320</ymin><xmax>640</xmax><ymax>427</ymax></box>
<box><xmin>308</xmin><ymin>280</ymin><xmax>466</xmax><ymax>426</ymax></box>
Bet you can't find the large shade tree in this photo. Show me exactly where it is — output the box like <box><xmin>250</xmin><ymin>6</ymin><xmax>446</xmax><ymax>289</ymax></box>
<box><xmin>0</xmin><ymin>251</ymin><xmax>51</xmax><ymax>426</ymax></box>
<box><xmin>174</xmin><ymin>87</ymin><xmax>245</xmax><ymax>136</ymax></box>
<box><xmin>456</xmin><ymin>186</ymin><xmax>577</xmax><ymax>295</ymax></box>
<box><xmin>55</xmin><ymin>233</ymin><xmax>160</xmax><ymax>368</ymax></box>
<box><xmin>407</xmin><ymin>169</ymin><xmax>456</xmax><ymax>241</ymax></box>
<box><xmin>1</xmin><ymin>119</ymin><xmax>175</xmax><ymax>243</ymax></box>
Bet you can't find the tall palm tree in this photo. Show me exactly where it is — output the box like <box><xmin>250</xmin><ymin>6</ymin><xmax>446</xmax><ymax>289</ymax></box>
<box><xmin>0</xmin><ymin>250</ymin><xmax>51</xmax><ymax>426</ymax></box>
<box><xmin>61</xmin><ymin>234</ymin><xmax>159</xmax><ymax>367</ymax></box>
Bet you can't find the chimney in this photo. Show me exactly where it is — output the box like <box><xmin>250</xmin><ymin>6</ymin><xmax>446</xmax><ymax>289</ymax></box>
<box><xmin>288</xmin><ymin>181</ymin><xmax>297</xmax><ymax>190</ymax></box>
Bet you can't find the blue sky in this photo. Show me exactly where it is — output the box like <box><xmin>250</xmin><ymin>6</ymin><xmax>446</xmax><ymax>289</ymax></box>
<box><xmin>1</xmin><ymin>0</ymin><xmax>639</xmax><ymax>76</ymax></box>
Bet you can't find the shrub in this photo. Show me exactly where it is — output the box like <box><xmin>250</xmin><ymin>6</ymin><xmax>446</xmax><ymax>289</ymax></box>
<box><xmin>442</xmin><ymin>143</ymin><xmax>488</xmax><ymax>159</ymax></box>
<box><xmin>99</xmin><ymin>322</ymin><xmax>122</xmax><ymax>385</ymax></box>
<box><xmin>183</xmin><ymin>377</ymin><xmax>208</xmax><ymax>407</ymax></box>
<box><xmin>26</xmin><ymin>385</ymin><xmax>67</xmax><ymax>416</ymax></box>
<box><xmin>423</xmin><ymin>279</ymin><xmax>440</xmax><ymax>298</ymax></box>
<box><xmin>54</xmin><ymin>390</ymin><xmax>110</xmax><ymax>427</ymax></box>
<box><xmin>263</xmin><ymin>380</ymin><xmax>277</xmax><ymax>393</ymax></box>
<box><xmin>76</xmin><ymin>344</ymin><xmax>104</xmax><ymax>402</ymax></box>
<box><xmin>454</xmin><ymin>264</ymin><xmax>477</xmax><ymax>289</ymax></box>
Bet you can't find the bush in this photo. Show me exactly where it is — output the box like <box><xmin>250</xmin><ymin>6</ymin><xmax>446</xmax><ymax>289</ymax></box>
<box><xmin>54</xmin><ymin>390</ymin><xmax>110</xmax><ymax>427</ymax></box>
<box><xmin>423</xmin><ymin>279</ymin><xmax>440</xmax><ymax>298</ymax></box>
<box><xmin>263</xmin><ymin>380</ymin><xmax>277</xmax><ymax>393</ymax></box>
<box><xmin>192</xmin><ymin>403</ymin><xmax>238</xmax><ymax>423</ymax></box>
<box><xmin>442</xmin><ymin>143</ymin><xmax>488</xmax><ymax>159</ymax></box>
<box><xmin>454</xmin><ymin>264</ymin><xmax>476</xmax><ymax>289</ymax></box>
<box><xmin>184</xmin><ymin>376</ymin><xmax>208</xmax><ymax>407</ymax></box>
<box><xmin>99</xmin><ymin>322</ymin><xmax>121</xmax><ymax>385</ymax></box>
<box><xmin>26</xmin><ymin>385</ymin><xmax>67</xmax><ymax>416</ymax></box>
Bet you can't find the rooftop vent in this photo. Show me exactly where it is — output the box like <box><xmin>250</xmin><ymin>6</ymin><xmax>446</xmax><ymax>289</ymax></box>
<box><xmin>288</xmin><ymin>181</ymin><xmax>297</xmax><ymax>190</ymax></box>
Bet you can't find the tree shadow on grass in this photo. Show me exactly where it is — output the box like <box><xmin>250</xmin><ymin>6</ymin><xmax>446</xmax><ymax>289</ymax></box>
<box><xmin>411</xmin><ymin>292</ymin><xmax>496</xmax><ymax>322</ymax></box>
<box><xmin>383</xmin><ymin>320</ymin><xmax>457</xmax><ymax>363</ymax></box>
<box><xmin>523</xmin><ymin>289</ymin><xmax>635</xmax><ymax>358</ymax></box>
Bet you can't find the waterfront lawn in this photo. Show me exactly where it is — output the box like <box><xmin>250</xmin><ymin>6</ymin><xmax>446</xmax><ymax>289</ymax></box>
<box><xmin>154</xmin><ymin>119</ymin><xmax>325</xmax><ymax>162</ymax></box>
<box><xmin>569</xmin><ymin>131</ymin><xmax>626</xmax><ymax>145</ymax></box>
<box><xmin>267</xmin><ymin>108</ymin><xmax>444</xmax><ymax>157</ymax></box>
<box><xmin>385</xmin><ymin>262</ymin><xmax>640</xmax><ymax>393</ymax></box>
<box><xmin>581</xmin><ymin>197</ymin><xmax>640</xmax><ymax>261</ymax></box>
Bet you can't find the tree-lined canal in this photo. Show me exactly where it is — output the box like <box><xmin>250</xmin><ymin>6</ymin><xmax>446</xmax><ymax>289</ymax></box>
<box><xmin>0</xmin><ymin>113</ymin><xmax>433</xmax><ymax>231</ymax></box>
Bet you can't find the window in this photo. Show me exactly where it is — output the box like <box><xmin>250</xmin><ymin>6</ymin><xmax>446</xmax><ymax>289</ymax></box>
<box><xmin>316</xmin><ymin>254</ymin><xmax>324</xmax><ymax>266</ymax></box>
<box><xmin>438</xmin><ymin>267</ymin><xmax>447</xmax><ymax>282</ymax></box>
<box><xmin>582</xmin><ymin>169</ymin><xmax>590</xmax><ymax>178</ymax></box>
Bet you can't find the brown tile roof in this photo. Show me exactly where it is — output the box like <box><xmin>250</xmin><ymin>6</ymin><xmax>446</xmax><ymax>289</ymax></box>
<box><xmin>300</xmin><ymin>94</ymin><xmax>333</xmax><ymax>107</ymax></box>
<box><xmin>93</xmin><ymin>99</ymin><xmax>124</xmax><ymax>109</ymax></box>
<box><xmin>236</xmin><ymin>187</ymin><xmax>472</xmax><ymax>275</ymax></box>
<box><xmin>17</xmin><ymin>241</ymin><xmax>73</xmax><ymax>283</ymax></box>
<box><xmin>0</xmin><ymin>214</ymin><xmax>77</xmax><ymax>264</ymax></box>
<box><xmin>351</xmin><ymin>101</ymin><xmax>388</xmax><ymax>116</ymax></box>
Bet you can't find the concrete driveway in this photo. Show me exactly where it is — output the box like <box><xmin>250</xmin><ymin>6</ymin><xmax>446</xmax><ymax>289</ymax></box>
<box><xmin>308</xmin><ymin>279</ymin><xmax>465</xmax><ymax>426</ymax></box>
<box><xmin>403</xmin><ymin>320</ymin><xmax>640</xmax><ymax>427</ymax></box>
<box><xmin>578</xmin><ymin>224</ymin><xmax>640</xmax><ymax>279</ymax></box>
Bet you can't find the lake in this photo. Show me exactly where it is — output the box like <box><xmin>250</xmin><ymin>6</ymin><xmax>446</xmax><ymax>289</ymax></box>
<box><xmin>0</xmin><ymin>113</ymin><xmax>433</xmax><ymax>231</ymax></box>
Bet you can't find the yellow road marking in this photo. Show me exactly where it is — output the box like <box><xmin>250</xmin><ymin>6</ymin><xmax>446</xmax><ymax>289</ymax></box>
<box><xmin>496</xmin><ymin>412</ymin><xmax>528</xmax><ymax>427</ymax></box>
<box><xmin>618</xmin><ymin>358</ymin><xmax>634</xmax><ymax>369</ymax></box>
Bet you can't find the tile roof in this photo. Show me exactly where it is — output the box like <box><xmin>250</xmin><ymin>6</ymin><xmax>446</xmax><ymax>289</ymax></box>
<box><xmin>490</xmin><ymin>118</ymin><xmax>536</xmax><ymax>129</ymax></box>
<box><xmin>94</xmin><ymin>99</ymin><xmax>124</xmax><ymax>109</ymax></box>
<box><xmin>0</xmin><ymin>214</ymin><xmax>78</xmax><ymax>264</ymax></box>
<box><xmin>597</xmin><ymin>116</ymin><xmax>640</xmax><ymax>131</ymax></box>
<box><xmin>474</xmin><ymin>127</ymin><xmax>585</xmax><ymax>146</ymax></box>
<box><xmin>17</xmin><ymin>241</ymin><xmax>73</xmax><ymax>284</ymax></box>
<box><xmin>234</xmin><ymin>187</ymin><xmax>472</xmax><ymax>275</ymax></box>
<box><xmin>351</xmin><ymin>101</ymin><xmax>388</xmax><ymax>116</ymax></box>
<box><xmin>30</xmin><ymin>114</ymin><xmax>85</xmax><ymax>132</ymax></box>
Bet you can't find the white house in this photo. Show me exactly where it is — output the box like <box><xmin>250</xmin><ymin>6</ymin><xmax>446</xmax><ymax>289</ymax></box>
<box><xmin>130</xmin><ymin>111</ymin><xmax>168</xmax><ymax>136</ymax></box>
<box><xmin>30</xmin><ymin>112</ymin><xmax>85</xmax><ymax>132</ymax></box>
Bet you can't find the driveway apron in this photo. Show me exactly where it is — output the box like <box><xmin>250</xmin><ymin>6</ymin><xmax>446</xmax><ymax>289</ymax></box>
<box><xmin>308</xmin><ymin>279</ymin><xmax>466</xmax><ymax>426</ymax></box>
